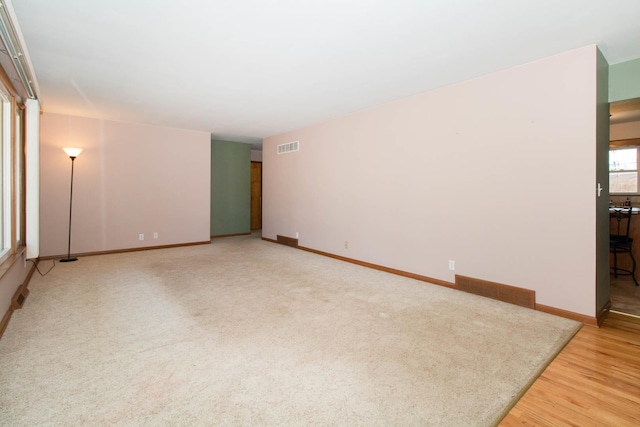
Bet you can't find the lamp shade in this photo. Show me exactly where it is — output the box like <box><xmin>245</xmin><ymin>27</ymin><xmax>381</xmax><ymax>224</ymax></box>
<box><xmin>63</xmin><ymin>147</ymin><xmax>83</xmax><ymax>158</ymax></box>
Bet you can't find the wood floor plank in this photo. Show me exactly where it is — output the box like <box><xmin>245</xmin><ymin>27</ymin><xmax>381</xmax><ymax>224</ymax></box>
<box><xmin>532</xmin><ymin>375</ymin><xmax>640</xmax><ymax>424</ymax></box>
<box><xmin>500</xmin><ymin>312</ymin><xmax>640</xmax><ymax>426</ymax></box>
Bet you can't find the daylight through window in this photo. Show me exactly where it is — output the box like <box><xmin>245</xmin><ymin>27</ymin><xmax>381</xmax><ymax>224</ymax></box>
<box><xmin>610</xmin><ymin>147</ymin><xmax>639</xmax><ymax>194</ymax></box>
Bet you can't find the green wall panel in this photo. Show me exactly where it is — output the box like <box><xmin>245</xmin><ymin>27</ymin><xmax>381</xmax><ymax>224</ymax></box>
<box><xmin>210</xmin><ymin>139</ymin><xmax>251</xmax><ymax>236</ymax></box>
<box><xmin>609</xmin><ymin>58</ymin><xmax>640</xmax><ymax>102</ymax></box>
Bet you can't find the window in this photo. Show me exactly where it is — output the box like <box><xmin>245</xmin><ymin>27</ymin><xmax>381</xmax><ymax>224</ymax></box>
<box><xmin>0</xmin><ymin>84</ymin><xmax>10</xmax><ymax>262</ymax></box>
<box><xmin>0</xmin><ymin>76</ymin><xmax>26</xmax><ymax>267</ymax></box>
<box><xmin>15</xmin><ymin>105</ymin><xmax>25</xmax><ymax>248</ymax></box>
<box><xmin>610</xmin><ymin>147</ymin><xmax>639</xmax><ymax>194</ymax></box>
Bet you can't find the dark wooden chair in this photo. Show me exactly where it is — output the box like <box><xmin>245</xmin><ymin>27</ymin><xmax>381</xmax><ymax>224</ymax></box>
<box><xmin>610</xmin><ymin>207</ymin><xmax>639</xmax><ymax>286</ymax></box>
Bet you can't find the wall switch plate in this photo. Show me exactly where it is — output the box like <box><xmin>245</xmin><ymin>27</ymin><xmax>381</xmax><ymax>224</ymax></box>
<box><xmin>139</xmin><ymin>234</ymin><xmax>144</xmax><ymax>241</ymax></box>
<box><xmin>153</xmin><ymin>232</ymin><xmax>158</xmax><ymax>239</ymax></box>
<box><xmin>448</xmin><ymin>260</ymin><xmax>455</xmax><ymax>271</ymax></box>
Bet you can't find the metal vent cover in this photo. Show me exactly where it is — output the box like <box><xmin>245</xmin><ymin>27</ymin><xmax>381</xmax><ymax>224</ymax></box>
<box><xmin>277</xmin><ymin>140</ymin><xmax>299</xmax><ymax>154</ymax></box>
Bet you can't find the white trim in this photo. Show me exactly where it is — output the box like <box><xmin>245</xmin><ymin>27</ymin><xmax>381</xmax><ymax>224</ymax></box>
<box><xmin>1</xmin><ymin>91</ymin><xmax>10</xmax><ymax>251</ymax></box>
<box><xmin>25</xmin><ymin>99</ymin><xmax>39</xmax><ymax>259</ymax></box>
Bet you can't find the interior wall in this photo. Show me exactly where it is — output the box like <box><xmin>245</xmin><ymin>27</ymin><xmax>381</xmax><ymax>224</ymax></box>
<box><xmin>211</xmin><ymin>139</ymin><xmax>251</xmax><ymax>236</ymax></box>
<box><xmin>611</xmin><ymin>121</ymin><xmax>640</xmax><ymax>140</ymax></box>
<box><xmin>251</xmin><ymin>150</ymin><xmax>263</xmax><ymax>162</ymax></box>
<box><xmin>609</xmin><ymin>58</ymin><xmax>640</xmax><ymax>102</ymax></box>
<box><xmin>263</xmin><ymin>45</ymin><xmax>600</xmax><ymax>317</ymax></box>
<box><xmin>39</xmin><ymin>113</ymin><xmax>211</xmax><ymax>257</ymax></box>
<box><xmin>0</xmin><ymin>253</ymin><xmax>30</xmax><ymax>327</ymax></box>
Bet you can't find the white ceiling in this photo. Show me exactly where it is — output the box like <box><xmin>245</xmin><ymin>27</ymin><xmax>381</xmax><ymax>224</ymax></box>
<box><xmin>10</xmin><ymin>0</ymin><xmax>640</xmax><ymax>149</ymax></box>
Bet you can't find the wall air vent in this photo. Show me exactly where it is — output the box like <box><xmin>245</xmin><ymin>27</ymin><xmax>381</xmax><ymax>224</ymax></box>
<box><xmin>277</xmin><ymin>140</ymin><xmax>299</xmax><ymax>155</ymax></box>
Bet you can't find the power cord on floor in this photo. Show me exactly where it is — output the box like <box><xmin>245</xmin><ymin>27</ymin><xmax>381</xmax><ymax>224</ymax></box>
<box><xmin>31</xmin><ymin>259</ymin><xmax>56</xmax><ymax>276</ymax></box>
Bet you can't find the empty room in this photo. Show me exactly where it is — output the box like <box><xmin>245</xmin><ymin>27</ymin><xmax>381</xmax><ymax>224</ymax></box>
<box><xmin>1</xmin><ymin>1</ymin><xmax>640</xmax><ymax>425</ymax></box>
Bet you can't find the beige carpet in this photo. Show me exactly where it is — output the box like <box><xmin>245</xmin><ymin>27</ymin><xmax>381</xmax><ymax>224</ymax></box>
<box><xmin>0</xmin><ymin>234</ymin><xmax>580</xmax><ymax>426</ymax></box>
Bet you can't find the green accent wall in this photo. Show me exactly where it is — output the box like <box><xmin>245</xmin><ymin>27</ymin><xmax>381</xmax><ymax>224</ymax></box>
<box><xmin>210</xmin><ymin>139</ymin><xmax>250</xmax><ymax>236</ymax></box>
<box><xmin>609</xmin><ymin>58</ymin><xmax>640</xmax><ymax>102</ymax></box>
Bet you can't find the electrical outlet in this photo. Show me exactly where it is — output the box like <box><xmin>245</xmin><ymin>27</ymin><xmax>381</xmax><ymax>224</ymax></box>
<box><xmin>345</xmin><ymin>241</ymin><xmax>348</xmax><ymax>249</ymax></box>
<box><xmin>153</xmin><ymin>232</ymin><xmax>158</xmax><ymax>239</ymax></box>
<box><xmin>295</xmin><ymin>232</ymin><xmax>299</xmax><ymax>239</ymax></box>
<box><xmin>448</xmin><ymin>260</ymin><xmax>455</xmax><ymax>271</ymax></box>
<box><xmin>139</xmin><ymin>234</ymin><xmax>144</xmax><ymax>241</ymax></box>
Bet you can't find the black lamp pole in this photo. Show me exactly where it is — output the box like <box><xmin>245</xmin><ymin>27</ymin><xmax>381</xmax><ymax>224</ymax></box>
<box><xmin>60</xmin><ymin>150</ymin><xmax>80</xmax><ymax>262</ymax></box>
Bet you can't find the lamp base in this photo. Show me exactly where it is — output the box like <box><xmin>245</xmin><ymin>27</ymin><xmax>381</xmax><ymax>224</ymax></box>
<box><xmin>59</xmin><ymin>257</ymin><xmax>78</xmax><ymax>263</ymax></box>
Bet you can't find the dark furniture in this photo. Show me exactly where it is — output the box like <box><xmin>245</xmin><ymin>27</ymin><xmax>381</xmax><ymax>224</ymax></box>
<box><xmin>610</xmin><ymin>207</ymin><xmax>639</xmax><ymax>286</ymax></box>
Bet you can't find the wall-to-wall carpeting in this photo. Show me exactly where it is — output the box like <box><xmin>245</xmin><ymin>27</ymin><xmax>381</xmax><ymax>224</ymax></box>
<box><xmin>0</xmin><ymin>234</ymin><xmax>580</xmax><ymax>425</ymax></box>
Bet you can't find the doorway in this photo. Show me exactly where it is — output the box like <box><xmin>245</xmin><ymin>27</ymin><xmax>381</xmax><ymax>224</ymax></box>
<box><xmin>609</xmin><ymin>98</ymin><xmax>640</xmax><ymax>316</ymax></box>
<box><xmin>251</xmin><ymin>161</ymin><xmax>262</xmax><ymax>230</ymax></box>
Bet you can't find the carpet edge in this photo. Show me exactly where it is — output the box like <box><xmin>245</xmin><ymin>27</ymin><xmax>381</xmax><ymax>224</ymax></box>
<box><xmin>491</xmin><ymin>321</ymin><xmax>583</xmax><ymax>426</ymax></box>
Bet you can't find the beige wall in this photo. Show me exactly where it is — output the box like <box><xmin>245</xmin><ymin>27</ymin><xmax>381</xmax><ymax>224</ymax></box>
<box><xmin>39</xmin><ymin>113</ymin><xmax>211</xmax><ymax>257</ymax></box>
<box><xmin>611</xmin><ymin>121</ymin><xmax>640</xmax><ymax>140</ymax></box>
<box><xmin>263</xmin><ymin>45</ymin><xmax>602</xmax><ymax>316</ymax></box>
<box><xmin>0</xmin><ymin>254</ymin><xmax>31</xmax><ymax>323</ymax></box>
<box><xmin>251</xmin><ymin>150</ymin><xmax>263</xmax><ymax>162</ymax></box>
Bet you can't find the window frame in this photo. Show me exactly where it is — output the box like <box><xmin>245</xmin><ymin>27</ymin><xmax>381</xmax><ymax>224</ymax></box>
<box><xmin>14</xmin><ymin>103</ymin><xmax>25</xmax><ymax>249</ymax></box>
<box><xmin>609</xmin><ymin>146</ymin><xmax>640</xmax><ymax>196</ymax></box>
<box><xmin>0</xmin><ymin>83</ymin><xmax>10</xmax><ymax>263</ymax></box>
<box><xmin>0</xmin><ymin>68</ymin><xmax>27</xmax><ymax>270</ymax></box>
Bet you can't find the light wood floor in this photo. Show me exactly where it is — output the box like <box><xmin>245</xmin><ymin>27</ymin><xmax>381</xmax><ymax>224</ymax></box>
<box><xmin>500</xmin><ymin>311</ymin><xmax>640</xmax><ymax>426</ymax></box>
<box><xmin>611</xmin><ymin>276</ymin><xmax>640</xmax><ymax>316</ymax></box>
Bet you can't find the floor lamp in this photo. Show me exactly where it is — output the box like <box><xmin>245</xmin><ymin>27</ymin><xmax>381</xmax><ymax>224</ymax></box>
<box><xmin>60</xmin><ymin>147</ymin><xmax>82</xmax><ymax>263</ymax></box>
